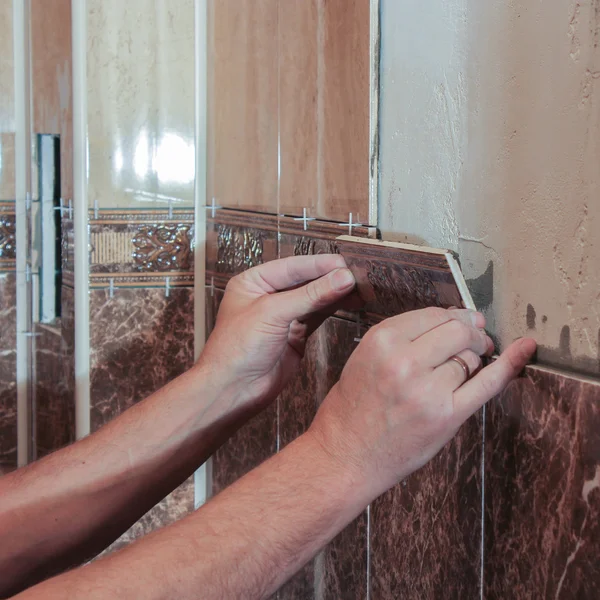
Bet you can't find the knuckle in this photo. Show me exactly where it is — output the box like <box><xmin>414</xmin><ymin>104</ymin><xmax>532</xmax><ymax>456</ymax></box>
<box><xmin>424</xmin><ymin>306</ymin><xmax>448</xmax><ymax>323</ymax></box>
<box><xmin>304</xmin><ymin>280</ymin><xmax>324</xmax><ymax>307</ymax></box>
<box><xmin>447</xmin><ymin>319</ymin><xmax>471</xmax><ymax>345</ymax></box>
<box><xmin>395</xmin><ymin>355</ymin><xmax>419</xmax><ymax>380</ymax></box>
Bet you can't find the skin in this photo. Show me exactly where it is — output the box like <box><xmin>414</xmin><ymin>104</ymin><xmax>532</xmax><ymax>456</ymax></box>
<box><xmin>0</xmin><ymin>254</ymin><xmax>536</xmax><ymax>599</ymax></box>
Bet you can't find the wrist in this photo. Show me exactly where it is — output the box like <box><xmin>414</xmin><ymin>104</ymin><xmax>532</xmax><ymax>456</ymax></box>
<box><xmin>303</xmin><ymin>416</ymin><xmax>374</xmax><ymax>508</ymax></box>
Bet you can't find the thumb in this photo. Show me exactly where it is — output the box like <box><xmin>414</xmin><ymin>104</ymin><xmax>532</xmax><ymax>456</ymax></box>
<box><xmin>268</xmin><ymin>268</ymin><xmax>356</xmax><ymax>325</ymax></box>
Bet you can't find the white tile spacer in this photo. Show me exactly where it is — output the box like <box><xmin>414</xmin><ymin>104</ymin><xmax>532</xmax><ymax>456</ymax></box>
<box><xmin>108</xmin><ymin>278</ymin><xmax>115</xmax><ymax>299</ymax></box>
<box><xmin>339</xmin><ymin>212</ymin><xmax>362</xmax><ymax>235</ymax></box>
<box><xmin>21</xmin><ymin>331</ymin><xmax>42</xmax><ymax>337</ymax></box>
<box><xmin>205</xmin><ymin>197</ymin><xmax>223</xmax><ymax>218</ymax></box>
<box><xmin>25</xmin><ymin>264</ymin><xmax>31</xmax><ymax>283</ymax></box>
<box><xmin>25</xmin><ymin>192</ymin><xmax>32</xmax><ymax>210</ymax></box>
<box><xmin>93</xmin><ymin>199</ymin><xmax>99</xmax><ymax>220</ymax></box>
<box><xmin>205</xmin><ymin>276</ymin><xmax>215</xmax><ymax>297</ymax></box>
<box><xmin>54</xmin><ymin>197</ymin><xmax>65</xmax><ymax>215</ymax></box>
<box><xmin>165</xmin><ymin>277</ymin><xmax>171</xmax><ymax>298</ymax></box>
<box><xmin>354</xmin><ymin>312</ymin><xmax>363</xmax><ymax>343</ymax></box>
<box><xmin>67</xmin><ymin>199</ymin><xmax>73</xmax><ymax>219</ymax></box>
<box><xmin>292</xmin><ymin>208</ymin><xmax>316</xmax><ymax>231</ymax></box>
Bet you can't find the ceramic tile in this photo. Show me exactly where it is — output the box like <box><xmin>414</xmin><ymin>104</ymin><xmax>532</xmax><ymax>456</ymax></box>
<box><xmin>101</xmin><ymin>476</ymin><xmax>195</xmax><ymax>554</ymax></box>
<box><xmin>484</xmin><ymin>366</ymin><xmax>600</xmax><ymax>599</ymax></box>
<box><xmin>0</xmin><ymin>135</ymin><xmax>16</xmax><ymax>201</ymax></box>
<box><xmin>89</xmin><ymin>210</ymin><xmax>194</xmax><ymax>275</ymax></box>
<box><xmin>278</xmin><ymin>0</ymin><xmax>318</xmax><ymax>219</ymax></box>
<box><xmin>89</xmin><ymin>287</ymin><xmax>194</xmax><ymax>432</ymax></box>
<box><xmin>35</xmin><ymin>323</ymin><xmax>75</xmax><ymax>458</ymax></box>
<box><xmin>206</xmin><ymin>210</ymin><xmax>278</xmax><ymax>288</ymax></box>
<box><xmin>0</xmin><ymin>272</ymin><xmax>17</xmax><ymax>471</ymax></box>
<box><xmin>0</xmin><ymin>3</ymin><xmax>14</xmax><ymax>133</ymax></box>
<box><xmin>86</xmin><ymin>0</ymin><xmax>195</xmax><ymax>209</ymax></box>
<box><xmin>337</xmin><ymin>236</ymin><xmax>471</xmax><ymax>325</ymax></box>
<box><xmin>30</xmin><ymin>0</ymin><xmax>73</xmax><ymax>200</ymax></box>
<box><xmin>208</xmin><ymin>0</ymin><xmax>278</xmax><ymax>213</ymax></box>
<box><xmin>369</xmin><ymin>411</ymin><xmax>482</xmax><ymax>599</ymax></box>
<box><xmin>321</xmin><ymin>0</ymin><xmax>371</xmax><ymax>223</ymax></box>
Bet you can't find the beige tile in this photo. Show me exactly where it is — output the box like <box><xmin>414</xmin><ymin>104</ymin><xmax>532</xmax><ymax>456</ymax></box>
<box><xmin>208</xmin><ymin>0</ymin><xmax>278</xmax><ymax>213</ymax></box>
<box><xmin>30</xmin><ymin>0</ymin><xmax>73</xmax><ymax>200</ymax></box>
<box><xmin>320</xmin><ymin>0</ymin><xmax>370</xmax><ymax>223</ymax></box>
<box><xmin>0</xmin><ymin>1</ymin><xmax>14</xmax><ymax>133</ymax></box>
<box><xmin>278</xmin><ymin>0</ymin><xmax>318</xmax><ymax>218</ymax></box>
<box><xmin>86</xmin><ymin>0</ymin><xmax>195</xmax><ymax>209</ymax></box>
<box><xmin>0</xmin><ymin>134</ymin><xmax>15</xmax><ymax>201</ymax></box>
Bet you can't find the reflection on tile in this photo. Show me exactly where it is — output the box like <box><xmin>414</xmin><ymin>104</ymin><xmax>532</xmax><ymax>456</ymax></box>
<box><xmin>89</xmin><ymin>287</ymin><xmax>194</xmax><ymax>432</ymax></box>
<box><xmin>370</xmin><ymin>412</ymin><xmax>483</xmax><ymax>599</ymax></box>
<box><xmin>0</xmin><ymin>272</ymin><xmax>16</xmax><ymax>471</ymax></box>
<box><xmin>337</xmin><ymin>236</ymin><xmax>467</xmax><ymax>324</ymax></box>
<box><xmin>208</xmin><ymin>0</ymin><xmax>278</xmax><ymax>213</ymax></box>
<box><xmin>102</xmin><ymin>476</ymin><xmax>195</xmax><ymax>555</ymax></box>
<box><xmin>86</xmin><ymin>0</ymin><xmax>195</xmax><ymax>209</ymax></box>
<box><xmin>485</xmin><ymin>367</ymin><xmax>600</xmax><ymax>599</ymax></box>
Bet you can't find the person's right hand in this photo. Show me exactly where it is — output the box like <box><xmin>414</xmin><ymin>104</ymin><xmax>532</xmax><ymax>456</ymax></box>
<box><xmin>308</xmin><ymin>307</ymin><xmax>536</xmax><ymax>498</ymax></box>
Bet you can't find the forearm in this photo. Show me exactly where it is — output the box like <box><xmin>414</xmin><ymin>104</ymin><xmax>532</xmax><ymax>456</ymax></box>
<box><xmin>0</xmin><ymin>363</ymin><xmax>248</xmax><ymax>596</ymax></box>
<box><xmin>22</xmin><ymin>430</ymin><xmax>369</xmax><ymax>600</ymax></box>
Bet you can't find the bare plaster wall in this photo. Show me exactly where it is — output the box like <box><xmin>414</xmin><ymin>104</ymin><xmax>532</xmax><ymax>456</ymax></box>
<box><xmin>379</xmin><ymin>0</ymin><xmax>600</xmax><ymax>375</ymax></box>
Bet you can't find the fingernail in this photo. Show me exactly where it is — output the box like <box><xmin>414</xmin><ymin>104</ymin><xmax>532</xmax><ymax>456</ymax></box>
<box><xmin>331</xmin><ymin>268</ymin><xmax>355</xmax><ymax>291</ymax></box>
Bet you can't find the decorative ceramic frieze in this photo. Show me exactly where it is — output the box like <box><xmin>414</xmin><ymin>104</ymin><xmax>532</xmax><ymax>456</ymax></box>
<box><xmin>0</xmin><ymin>205</ymin><xmax>16</xmax><ymax>269</ymax></box>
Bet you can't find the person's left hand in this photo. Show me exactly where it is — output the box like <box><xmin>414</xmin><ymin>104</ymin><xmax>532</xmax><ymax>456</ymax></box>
<box><xmin>198</xmin><ymin>255</ymin><xmax>358</xmax><ymax>415</ymax></box>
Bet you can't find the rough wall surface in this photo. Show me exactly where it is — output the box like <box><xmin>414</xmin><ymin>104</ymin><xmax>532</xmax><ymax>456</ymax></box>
<box><xmin>379</xmin><ymin>0</ymin><xmax>600</xmax><ymax>374</ymax></box>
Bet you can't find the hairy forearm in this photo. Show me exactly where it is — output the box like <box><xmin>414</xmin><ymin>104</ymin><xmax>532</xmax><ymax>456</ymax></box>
<box><xmin>0</xmin><ymin>364</ymin><xmax>248</xmax><ymax>596</ymax></box>
<box><xmin>21</xmin><ymin>431</ymin><xmax>369</xmax><ymax>600</ymax></box>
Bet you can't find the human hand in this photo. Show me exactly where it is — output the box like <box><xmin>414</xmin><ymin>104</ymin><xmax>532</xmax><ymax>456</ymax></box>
<box><xmin>308</xmin><ymin>307</ymin><xmax>536</xmax><ymax>498</ymax></box>
<box><xmin>199</xmin><ymin>254</ymin><xmax>358</xmax><ymax>414</ymax></box>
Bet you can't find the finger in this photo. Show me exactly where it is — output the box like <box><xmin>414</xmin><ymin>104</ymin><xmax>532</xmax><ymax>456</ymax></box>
<box><xmin>242</xmin><ymin>254</ymin><xmax>347</xmax><ymax>293</ymax></box>
<box><xmin>453</xmin><ymin>337</ymin><xmax>537</xmax><ymax>420</ymax></box>
<box><xmin>411</xmin><ymin>319</ymin><xmax>494</xmax><ymax>368</ymax></box>
<box><xmin>377</xmin><ymin>306</ymin><xmax>485</xmax><ymax>343</ymax></box>
<box><xmin>301</xmin><ymin>292</ymin><xmax>365</xmax><ymax>339</ymax></box>
<box><xmin>430</xmin><ymin>349</ymin><xmax>482</xmax><ymax>392</ymax></box>
<box><xmin>269</xmin><ymin>268</ymin><xmax>356</xmax><ymax>325</ymax></box>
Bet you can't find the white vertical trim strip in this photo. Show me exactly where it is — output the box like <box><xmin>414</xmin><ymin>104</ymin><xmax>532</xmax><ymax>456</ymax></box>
<box><xmin>72</xmin><ymin>0</ymin><xmax>90</xmax><ymax>439</ymax></box>
<box><xmin>13</xmin><ymin>0</ymin><xmax>32</xmax><ymax>466</ymax></box>
<box><xmin>193</xmin><ymin>0</ymin><xmax>209</xmax><ymax>508</ymax></box>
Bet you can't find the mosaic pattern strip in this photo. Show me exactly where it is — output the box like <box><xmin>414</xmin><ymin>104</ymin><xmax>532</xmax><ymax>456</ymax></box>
<box><xmin>89</xmin><ymin>209</ymin><xmax>194</xmax><ymax>289</ymax></box>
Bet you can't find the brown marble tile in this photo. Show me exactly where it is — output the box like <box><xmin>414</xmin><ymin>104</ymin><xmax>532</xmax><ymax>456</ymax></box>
<box><xmin>101</xmin><ymin>476</ymin><xmax>195</xmax><ymax>555</ymax></box>
<box><xmin>370</xmin><ymin>411</ymin><xmax>483</xmax><ymax>599</ymax></box>
<box><xmin>89</xmin><ymin>286</ymin><xmax>194</xmax><ymax>432</ymax></box>
<box><xmin>35</xmin><ymin>322</ymin><xmax>74</xmax><ymax>458</ymax></box>
<box><xmin>0</xmin><ymin>272</ymin><xmax>17</xmax><ymax>471</ymax></box>
<box><xmin>485</xmin><ymin>366</ymin><xmax>600</xmax><ymax>599</ymax></box>
<box><xmin>279</xmin><ymin>317</ymin><xmax>366</xmax><ymax>598</ymax></box>
<box><xmin>337</xmin><ymin>236</ymin><xmax>467</xmax><ymax>325</ymax></box>
<box><xmin>208</xmin><ymin>0</ymin><xmax>278</xmax><ymax>213</ymax></box>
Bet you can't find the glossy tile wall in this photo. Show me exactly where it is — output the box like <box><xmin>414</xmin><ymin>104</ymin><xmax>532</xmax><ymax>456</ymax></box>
<box><xmin>81</xmin><ymin>0</ymin><xmax>198</xmax><ymax>548</ymax></box>
<box><xmin>208</xmin><ymin>0</ymin><xmax>373</xmax><ymax>223</ymax></box>
<box><xmin>0</xmin><ymin>2</ymin><xmax>16</xmax><ymax>474</ymax></box>
<box><xmin>86</xmin><ymin>0</ymin><xmax>195</xmax><ymax>210</ymax></box>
